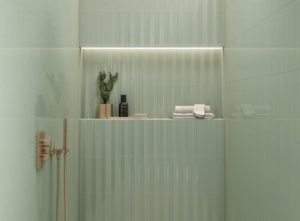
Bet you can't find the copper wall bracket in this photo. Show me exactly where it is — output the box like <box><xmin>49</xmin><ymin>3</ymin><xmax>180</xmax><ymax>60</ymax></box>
<box><xmin>36</xmin><ymin>119</ymin><xmax>68</xmax><ymax>169</ymax></box>
<box><xmin>36</xmin><ymin>132</ymin><xmax>54</xmax><ymax>169</ymax></box>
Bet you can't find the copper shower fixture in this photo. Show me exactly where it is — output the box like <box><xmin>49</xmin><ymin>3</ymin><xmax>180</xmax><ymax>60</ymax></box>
<box><xmin>36</xmin><ymin>119</ymin><xmax>69</xmax><ymax>169</ymax></box>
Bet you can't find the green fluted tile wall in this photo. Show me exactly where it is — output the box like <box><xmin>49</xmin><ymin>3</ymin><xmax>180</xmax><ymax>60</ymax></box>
<box><xmin>79</xmin><ymin>0</ymin><xmax>224</xmax><ymax>46</ymax></box>
<box><xmin>82</xmin><ymin>49</ymin><xmax>223</xmax><ymax>118</ymax></box>
<box><xmin>79</xmin><ymin>119</ymin><xmax>224</xmax><ymax>221</ymax></box>
<box><xmin>0</xmin><ymin>1</ymin><xmax>80</xmax><ymax>221</ymax></box>
<box><xmin>224</xmin><ymin>0</ymin><xmax>300</xmax><ymax>221</ymax></box>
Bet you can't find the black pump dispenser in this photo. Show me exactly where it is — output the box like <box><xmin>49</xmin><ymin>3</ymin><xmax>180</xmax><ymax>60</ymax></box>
<box><xmin>119</xmin><ymin>95</ymin><xmax>128</xmax><ymax>117</ymax></box>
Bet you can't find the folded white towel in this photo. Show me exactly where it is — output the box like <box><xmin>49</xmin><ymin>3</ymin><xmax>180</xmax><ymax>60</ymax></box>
<box><xmin>172</xmin><ymin>113</ymin><xmax>195</xmax><ymax>119</ymax></box>
<box><xmin>175</xmin><ymin>106</ymin><xmax>194</xmax><ymax>113</ymax></box>
<box><xmin>204</xmin><ymin>113</ymin><xmax>215</xmax><ymax>119</ymax></box>
<box><xmin>172</xmin><ymin>113</ymin><xmax>215</xmax><ymax>119</ymax></box>
<box><xmin>173</xmin><ymin>113</ymin><xmax>194</xmax><ymax>117</ymax></box>
<box><xmin>194</xmin><ymin>113</ymin><xmax>215</xmax><ymax>119</ymax></box>
<box><xmin>172</xmin><ymin>116</ymin><xmax>195</xmax><ymax>119</ymax></box>
<box><xmin>173</xmin><ymin>104</ymin><xmax>215</xmax><ymax>119</ymax></box>
<box><xmin>175</xmin><ymin>105</ymin><xmax>211</xmax><ymax>114</ymax></box>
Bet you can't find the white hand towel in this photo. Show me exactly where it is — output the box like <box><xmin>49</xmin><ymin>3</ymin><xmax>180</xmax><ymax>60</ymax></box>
<box><xmin>193</xmin><ymin>104</ymin><xmax>205</xmax><ymax>117</ymax></box>
<box><xmin>175</xmin><ymin>106</ymin><xmax>194</xmax><ymax>113</ymax></box>
<box><xmin>175</xmin><ymin>105</ymin><xmax>211</xmax><ymax>113</ymax></box>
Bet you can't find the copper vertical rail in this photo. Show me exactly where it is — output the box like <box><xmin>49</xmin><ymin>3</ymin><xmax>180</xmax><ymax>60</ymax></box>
<box><xmin>56</xmin><ymin>154</ymin><xmax>61</xmax><ymax>221</ymax></box>
<box><xmin>63</xmin><ymin>118</ymin><xmax>68</xmax><ymax>221</ymax></box>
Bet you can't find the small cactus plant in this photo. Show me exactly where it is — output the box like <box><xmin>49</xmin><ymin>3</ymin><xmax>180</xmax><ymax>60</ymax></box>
<box><xmin>97</xmin><ymin>71</ymin><xmax>119</xmax><ymax>104</ymax></box>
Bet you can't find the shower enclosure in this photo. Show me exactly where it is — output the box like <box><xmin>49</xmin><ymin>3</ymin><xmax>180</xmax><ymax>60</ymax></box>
<box><xmin>1</xmin><ymin>0</ymin><xmax>300</xmax><ymax>221</ymax></box>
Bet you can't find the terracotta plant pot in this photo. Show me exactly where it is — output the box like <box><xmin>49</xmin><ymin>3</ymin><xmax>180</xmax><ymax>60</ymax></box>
<box><xmin>99</xmin><ymin>104</ymin><xmax>113</xmax><ymax>119</ymax></box>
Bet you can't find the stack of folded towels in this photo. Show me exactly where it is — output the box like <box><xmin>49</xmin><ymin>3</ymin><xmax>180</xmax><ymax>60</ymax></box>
<box><xmin>172</xmin><ymin>104</ymin><xmax>215</xmax><ymax>119</ymax></box>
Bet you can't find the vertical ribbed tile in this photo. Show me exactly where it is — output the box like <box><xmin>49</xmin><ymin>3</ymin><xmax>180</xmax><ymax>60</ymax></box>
<box><xmin>79</xmin><ymin>119</ymin><xmax>224</xmax><ymax>221</ymax></box>
<box><xmin>79</xmin><ymin>0</ymin><xmax>224</xmax><ymax>46</ymax></box>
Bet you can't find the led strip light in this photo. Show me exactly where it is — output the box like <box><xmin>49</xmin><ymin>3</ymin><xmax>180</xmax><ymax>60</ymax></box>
<box><xmin>81</xmin><ymin>47</ymin><xmax>223</xmax><ymax>50</ymax></box>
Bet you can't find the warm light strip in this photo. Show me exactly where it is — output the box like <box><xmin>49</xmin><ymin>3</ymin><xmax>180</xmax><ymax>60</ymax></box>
<box><xmin>81</xmin><ymin>47</ymin><xmax>223</xmax><ymax>50</ymax></box>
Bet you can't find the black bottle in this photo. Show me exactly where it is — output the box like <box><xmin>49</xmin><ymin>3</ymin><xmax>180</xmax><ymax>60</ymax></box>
<box><xmin>119</xmin><ymin>95</ymin><xmax>128</xmax><ymax>117</ymax></box>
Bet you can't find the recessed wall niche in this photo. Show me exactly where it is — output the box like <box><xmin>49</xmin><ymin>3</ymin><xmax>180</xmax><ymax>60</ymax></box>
<box><xmin>81</xmin><ymin>48</ymin><xmax>223</xmax><ymax>118</ymax></box>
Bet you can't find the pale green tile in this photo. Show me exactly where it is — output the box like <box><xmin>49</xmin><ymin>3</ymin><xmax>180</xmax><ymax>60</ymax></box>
<box><xmin>79</xmin><ymin>0</ymin><xmax>224</xmax><ymax>46</ymax></box>
<box><xmin>225</xmin><ymin>1</ymin><xmax>300</xmax><ymax>221</ymax></box>
<box><xmin>0</xmin><ymin>0</ymin><xmax>80</xmax><ymax>220</ymax></box>
<box><xmin>79</xmin><ymin>119</ymin><xmax>224</xmax><ymax>221</ymax></box>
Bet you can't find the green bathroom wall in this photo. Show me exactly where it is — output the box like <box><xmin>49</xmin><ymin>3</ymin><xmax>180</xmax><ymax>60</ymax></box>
<box><xmin>79</xmin><ymin>0</ymin><xmax>224</xmax><ymax>46</ymax></box>
<box><xmin>35</xmin><ymin>119</ymin><xmax>80</xmax><ymax>221</ymax></box>
<box><xmin>0</xmin><ymin>1</ymin><xmax>81</xmax><ymax>221</ymax></box>
<box><xmin>82</xmin><ymin>48</ymin><xmax>223</xmax><ymax>118</ymax></box>
<box><xmin>224</xmin><ymin>1</ymin><xmax>300</xmax><ymax>221</ymax></box>
<box><xmin>79</xmin><ymin>119</ymin><xmax>224</xmax><ymax>221</ymax></box>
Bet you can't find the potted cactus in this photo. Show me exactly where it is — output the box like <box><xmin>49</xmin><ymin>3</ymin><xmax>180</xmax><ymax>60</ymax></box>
<box><xmin>97</xmin><ymin>71</ymin><xmax>119</xmax><ymax>118</ymax></box>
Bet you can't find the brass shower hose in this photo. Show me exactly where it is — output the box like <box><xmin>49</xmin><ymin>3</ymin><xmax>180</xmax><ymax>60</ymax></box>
<box><xmin>54</xmin><ymin>119</ymin><xmax>68</xmax><ymax>221</ymax></box>
<box><xmin>56</xmin><ymin>153</ymin><xmax>61</xmax><ymax>221</ymax></box>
